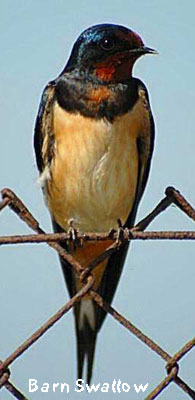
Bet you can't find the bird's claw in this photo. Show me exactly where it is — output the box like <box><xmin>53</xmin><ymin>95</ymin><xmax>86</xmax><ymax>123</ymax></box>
<box><xmin>67</xmin><ymin>219</ymin><xmax>81</xmax><ymax>250</ymax></box>
<box><xmin>108</xmin><ymin>228</ymin><xmax>116</xmax><ymax>239</ymax></box>
<box><xmin>116</xmin><ymin>219</ymin><xmax>125</xmax><ymax>246</ymax></box>
<box><xmin>109</xmin><ymin>219</ymin><xmax>129</xmax><ymax>247</ymax></box>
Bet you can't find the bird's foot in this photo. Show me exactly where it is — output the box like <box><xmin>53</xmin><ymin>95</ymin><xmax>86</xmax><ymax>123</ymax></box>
<box><xmin>116</xmin><ymin>219</ymin><xmax>125</xmax><ymax>246</ymax></box>
<box><xmin>109</xmin><ymin>219</ymin><xmax>128</xmax><ymax>247</ymax></box>
<box><xmin>67</xmin><ymin>219</ymin><xmax>82</xmax><ymax>250</ymax></box>
<box><xmin>108</xmin><ymin>227</ymin><xmax>116</xmax><ymax>238</ymax></box>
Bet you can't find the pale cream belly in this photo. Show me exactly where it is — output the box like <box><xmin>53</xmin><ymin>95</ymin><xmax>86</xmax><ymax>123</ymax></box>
<box><xmin>43</xmin><ymin>102</ymin><xmax>142</xmax><ymax>294</ymax></box>
<box><xmin>45</xmin><ymin>102</ymin><xmax>140</xmax><ymax>234</ymax></box>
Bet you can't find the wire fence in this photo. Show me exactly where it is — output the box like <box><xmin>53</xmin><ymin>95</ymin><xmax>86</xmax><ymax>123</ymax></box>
<box><xmin>0</xmin><ymin>186</ymin><xmax>195</xmax><ymax>399</ymax></box>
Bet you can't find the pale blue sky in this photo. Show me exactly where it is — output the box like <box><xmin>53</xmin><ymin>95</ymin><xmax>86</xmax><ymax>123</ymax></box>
<box><xmin>1</xmin><ymin>1</ymin><xmax>195</xmax><ymax>399</ymax></box>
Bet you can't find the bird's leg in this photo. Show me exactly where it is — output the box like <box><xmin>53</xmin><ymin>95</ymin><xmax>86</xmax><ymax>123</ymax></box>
<box><xmin>67</xmin><ymin>219</ymin><xmax>82</xmax><ymax>251</ymax></box>
<box><xmin>116</xmin><ymin>218</ymin><xmax>125</xmax><ymax>246</ymax></box>
<box><xmin>108</xmin><ymin>227</ymin><xmax>116</xmax><ymax>238</ymax></box>
<box><xmin>109</xmin><ymin>219</ymin><xmax>129</xmax><ymax>247</ymax></box>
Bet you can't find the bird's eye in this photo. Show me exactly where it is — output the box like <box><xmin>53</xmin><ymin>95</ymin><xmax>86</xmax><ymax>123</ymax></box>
<box><xmin>100</xmin><ymin>38</ymin><xmax>115</xmax><ymax>50</ymax></box>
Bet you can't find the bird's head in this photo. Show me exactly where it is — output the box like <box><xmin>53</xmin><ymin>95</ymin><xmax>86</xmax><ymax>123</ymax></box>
<box><xmin>64</xmin><ymin>24</ymin><xmax>157</xmax><ymax>83</ymax></box>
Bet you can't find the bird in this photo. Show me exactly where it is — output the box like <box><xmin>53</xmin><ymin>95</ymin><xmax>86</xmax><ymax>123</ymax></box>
<box><xmin>34</xmin><ymin>23</ymin><xmax>156</xmax><ymax>384</ymax></box>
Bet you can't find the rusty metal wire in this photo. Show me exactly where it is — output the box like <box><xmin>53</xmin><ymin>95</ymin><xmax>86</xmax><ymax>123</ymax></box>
<box><xmin>0</xmin><ymin>186</ymin><xmax>195</xmax><ymax>399</ymax></box>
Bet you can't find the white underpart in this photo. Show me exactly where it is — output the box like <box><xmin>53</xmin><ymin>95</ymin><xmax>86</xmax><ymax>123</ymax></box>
<box><xmin>37</xmin><ymin>165</ymin><xmax>50</xmax><ymax>187</ymax></box>
<box><xmin>79</xmin><ymin>299</ymin><xmax>95</xmax><ymax>330</ymax></box>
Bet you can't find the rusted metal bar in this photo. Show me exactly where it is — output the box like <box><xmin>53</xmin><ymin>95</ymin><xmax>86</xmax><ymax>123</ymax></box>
<box><xmin>146</xmin><ymin>366</ymin><xmax>178</xmax><ymax>400</ymax></box>
<box><xmin>0</xmin><ymin>276</ymin><xmax>93</xmax><ymax>374</ymax></box>
<box><xmin>0</xmin><ymin>368</ymin><xmax>10</xmax><ymax>389</ymax></box>
<box><xmin>166</xmin><ymin>186</ymin><xmax>195</xmax><ymax>222</ymax></box>
<box><xmin>90</xmin><ymin>290</ymin><xmax>170</xmax><ymax>361</ymax></box>
<box><xmin>174</xmin><ymin>377</ymin><xmax>195</xmax><ymax>399</ymax></box>
<box><xmin>166</xmin><ymin>336</ymin><xmax>195</xmax><ymax>372</ymax></box>
<box><xmin>1</xmin><ymin>188</ymin><xmax>84</xmax><ymax>275</ymax></box>
<box><xmin>134</xmin><ymin>195</ymin><xmax>173</xmax><ymax>231</ymax></box>
<box><xmin>0</xmin><ymin>197</ymin><xmax>10</xmax><ymax>212</ymax></box>
<box><xmin>4</xmin><ymin>381</ymin><xmax>28</xmax><ymax>400</ymax></box>
<box><xmin>0</xmin><ymin>361</ymin><xmax>27</xmax><ymax>400</ymax></box>
<box><xmin>1</xmin><ymin>186</ymin><xmax>195</xmax><ymax>399</ymax></box>
<box><xmin>1</xmin><ymin>189</ymin><xmax>41</xmax><ymax>232</ymax></box>
<box><xmin>0</xmin><ymin>230</ymin><xmax>195</xmax><ymax>246</ymax></box>
<box><xmin>90</xmin><ymin>290</ymin><xmax>195</xmax><ymax>398</ymax></box>
<box><xmin>131</xmin><ymin>231</ymin><xmax>195</xmax><ymax>240</ymax></box>
<box><xmin>146</xmin><ymin>365</ymin><xmax>195</xmax><ymax>400</ymax></box>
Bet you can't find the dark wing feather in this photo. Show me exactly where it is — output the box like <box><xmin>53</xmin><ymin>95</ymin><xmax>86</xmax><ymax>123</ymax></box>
<box><xmin>52</xmin><ymin>220</ymin><xmax>76</xmax><ymax>299</ymax></box>
<box><xmin>34</xmin><ymin>81</ymin><xmax>96</xmax><ymax>382</ymax></box>
<box><xmin>34</xmin><ymin>81</ymin><xmax>56</xmax><ymax>173</ymax></box>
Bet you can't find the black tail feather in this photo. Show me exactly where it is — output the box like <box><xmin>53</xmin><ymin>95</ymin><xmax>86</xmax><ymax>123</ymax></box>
<box><xmin>77</xmin><ymin>328</ymin><xmax>85</xmax><ymax>381</ymax></box>
<box><xmin>75</xmin><ymin>306</ymin><xmax>97</xmax><ymax>384</ymax></box>
<box><xmin>53</xmin><ymin>219</ymin><xmax>131</xmax><ymax>383</ymax></box>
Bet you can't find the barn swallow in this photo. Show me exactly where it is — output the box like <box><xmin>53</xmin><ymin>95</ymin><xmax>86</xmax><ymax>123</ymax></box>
<box><xmin>34</xmin><ymin>23</ymin><xmax>156</xmax><ymax>383</ymax></box>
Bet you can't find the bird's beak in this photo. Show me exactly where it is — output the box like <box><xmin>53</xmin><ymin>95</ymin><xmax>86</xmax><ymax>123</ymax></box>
<box><xmin>129</xmin><ymin>46</ymin><xmax>158</xmax><ymax>55</ymax></box>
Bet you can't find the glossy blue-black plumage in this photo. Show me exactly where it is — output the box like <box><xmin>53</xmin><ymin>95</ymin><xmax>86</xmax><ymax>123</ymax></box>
<box><xmin>64</xmin><ymin>23</ymin><xmax>142</xmax><ymax>72</ymax></box>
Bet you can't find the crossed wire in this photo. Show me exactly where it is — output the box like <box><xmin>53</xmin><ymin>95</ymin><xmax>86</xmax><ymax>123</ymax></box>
<box><xmin>0</xmin><ymin>186</ymin><xmax>195</xmax><ymax>400</ymax></box>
